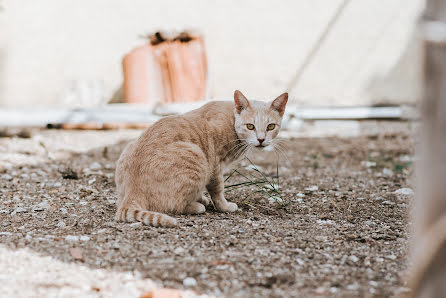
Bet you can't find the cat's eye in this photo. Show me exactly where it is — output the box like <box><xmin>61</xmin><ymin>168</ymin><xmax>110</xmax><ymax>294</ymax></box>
<box><xmin>246</xmin><ymin>123</ymin><xmax>255</xmax><ymax>130</ymax></box>
<box><xmin>267</xmin><ymin>123</ymin><xmax>276</xmax><ymax>131</ymax></box>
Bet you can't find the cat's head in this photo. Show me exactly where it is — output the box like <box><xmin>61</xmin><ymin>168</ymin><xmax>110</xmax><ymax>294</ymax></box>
<box><xmin>233</xmin><ymin>90</ymin><xmax>288</xmax><ymax>150</ymax></box>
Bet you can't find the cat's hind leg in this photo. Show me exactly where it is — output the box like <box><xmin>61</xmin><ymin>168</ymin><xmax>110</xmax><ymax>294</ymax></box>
<box><xmin>184</xmin><ymin>201</ymin><xmax>206</xmax><ymax>214</ymax></box>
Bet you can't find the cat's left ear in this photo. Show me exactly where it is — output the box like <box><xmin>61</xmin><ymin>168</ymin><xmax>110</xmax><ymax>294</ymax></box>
<box><xmin>270</xmin><ymin>93</ymin><xmax>288</xmax><ymax>116</ymax></box>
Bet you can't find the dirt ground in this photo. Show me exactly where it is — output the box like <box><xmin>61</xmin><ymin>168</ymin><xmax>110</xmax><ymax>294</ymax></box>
<box><xmin>0</xmin><ymin>122</ymin><xmax>415</xmax><ymax>297</ymax></box>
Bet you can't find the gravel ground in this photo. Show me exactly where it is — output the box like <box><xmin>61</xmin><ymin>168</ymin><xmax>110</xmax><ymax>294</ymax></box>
<box><xmin>0</xmin><ymin>122</ymin><xmax>415</xmax><ymax>297</ymax></box>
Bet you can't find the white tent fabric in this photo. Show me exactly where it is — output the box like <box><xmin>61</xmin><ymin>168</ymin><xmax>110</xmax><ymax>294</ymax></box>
<box><xmin>0</xmin><ymin>0</ymin><xmax>423</xmax><ymax>108</ymax></box>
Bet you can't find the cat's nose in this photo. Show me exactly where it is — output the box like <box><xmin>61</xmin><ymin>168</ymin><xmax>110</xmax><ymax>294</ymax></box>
<box><xmin>257</xmin><ymin>138</ymin><xmax>265</xmax><ymax>144</ymax></box>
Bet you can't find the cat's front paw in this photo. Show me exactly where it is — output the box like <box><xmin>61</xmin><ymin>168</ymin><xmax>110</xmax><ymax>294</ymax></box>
<box><xmin>217</xmin><ymin>202</ymin><xmax>238</xmax><ymax>212</ymax></box>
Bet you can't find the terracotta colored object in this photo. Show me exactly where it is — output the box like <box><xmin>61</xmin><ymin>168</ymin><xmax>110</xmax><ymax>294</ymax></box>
<box><xmin>123</xmin><ymin>32</ymin><xmax>208</xmax><ymax>105</ymax></box>
<box><xmin>140</xmin><ymin>288</ymin><xmax>182</xmax><ymax>298</ymax></box>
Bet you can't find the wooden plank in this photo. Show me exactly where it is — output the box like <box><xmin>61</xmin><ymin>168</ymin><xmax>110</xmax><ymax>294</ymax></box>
<box><xmin>411</xmin><ymin>0</ymin><xmax>446</xmax><ymax>295</ymax></box>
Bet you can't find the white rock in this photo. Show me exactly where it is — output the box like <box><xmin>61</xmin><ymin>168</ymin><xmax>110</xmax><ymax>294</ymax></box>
<box><xmin>245</xmin><ymin>165</ymin><xmax>263</xmax><ymax>171</ymax></box>
<box><xmin>183</xmin><ymin>277</ymin><xmax>197</xmax><ymax>287</ymax></box>
<box><xmin>174</xmin><ymin>247</ymin><xmax>185</xmax><ymax>255</ymax></box>
<box><xmin>56</xmin><ymin>220</ymin><xmax>66</xmax><ymax>228</ymax></box>
<box><xmin>362</xmin><ymin>161</ymin><xmax>376</xmax><ymax>168</ymax></box>
<box><xmin>89</xmin><ymin>162</ymin><xmax>102</xmax><ymax>170</ymax></box>
<box><xmin>53</xmin><ymin>182</ymin><xmax>62</xmax><ymax>187</ymax></box>
<box><xmin>88</xmin><ymin>178</ymin><xmax>96</xmax><ymax>185</ymax></box>
<box><xmin>369</xmin><ymin>280</ymin><xmax>378</xmax><ymax>287</ymax></box>
<box><xmin>347</xmin><ymin>283</ymin><xmax>360</xmax><ymax>290</ymax></box>
<box><xmin>305</xmin><ymin>185</ymin><xmax>318</xmax><ymax>191</ymax></box>
<box><xmin>268</xmin><ymin>196</ymin><xmax>283</xmax><ymax>204</ymax></box>
<box><xmin>59</xmin><ymin>208</ymin><xmax>68</xmax><ymax>214</ymax></box>
<box><xmin>65</xmin><ymin>235</ymin><xmax>79</xmax><ymax>242</ymax></box>
<box><xmin>36</xmin><ymin>201</ymin><xmax>50</xmax><ymax>210</ymax></box>
<box><xmin>0</xmin><ymin>232</ymin><xmax>12</xmax><ymax>236</ymax></box>
<box><xmin>79</xmin><ymin>236</ymin><xmax>90</xmax><ymax>241</ymax></box>
<box><xmin>129</xmin><ymin>222</ymin><xmax>142</xmax><ymax>228</ymax></box>
<box><xmin>12</xmin><ymin>207</ymin><xmax>27</xmax><ymax>215</ymax></box>
<box><xmin>393</xmin><ymin>188</ymin><xmax>414</xmax><ymax>196</ymax></box>
<box><xmin>2</xmin><ymin>174</ymin><xmax>12</xmax><ymax>181</ymax></box>
<box><xmin>296</xmin><ymin>192</ymin><xmax>305</xmax><ymax>197</ymax></box>
<box><xmin>382</xmin><ymin>168</ymin><xmax>393</xmax><ymax>176</ymax></box>
<box><xmin>79</xmin><ymin>201</ymin><xmax>88</xmax><ymax>206</ymax></box>
<box><xmin>348</xmin><ymin>255</ymin><xmax>359</xmax><ymax>263</ymax></box>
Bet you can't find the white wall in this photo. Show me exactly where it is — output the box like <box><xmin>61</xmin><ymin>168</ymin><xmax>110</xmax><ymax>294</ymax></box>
<box><xmin>0</xmin><ymin>0</ymin><xmax>423</xmax><ymax>108</ymax></box>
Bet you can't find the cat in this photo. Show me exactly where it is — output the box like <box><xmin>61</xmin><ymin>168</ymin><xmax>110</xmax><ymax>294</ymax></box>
<box><xmin>115</xmin><ymin>90</ymin><xmax>288</xmax><ymax>227</ymax></box>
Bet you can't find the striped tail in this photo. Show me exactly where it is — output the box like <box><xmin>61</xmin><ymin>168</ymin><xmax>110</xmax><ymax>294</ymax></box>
<box><xmin>116</xmin><ymin>208</ymin><xmax>177</xmax><ymax>228</ymax></box>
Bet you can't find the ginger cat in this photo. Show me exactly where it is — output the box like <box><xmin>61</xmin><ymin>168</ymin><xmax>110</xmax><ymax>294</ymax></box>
<box><xmin>115</xmin><ymin>90</ymin><xmax>288</xmax><ymax>227</ymax></box>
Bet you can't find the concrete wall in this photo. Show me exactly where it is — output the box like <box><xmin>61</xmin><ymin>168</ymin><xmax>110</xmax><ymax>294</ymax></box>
<box><xmin>0</xmin><ymin>0</ymin><xmax>423</xmax><ymax>108</ymax></box>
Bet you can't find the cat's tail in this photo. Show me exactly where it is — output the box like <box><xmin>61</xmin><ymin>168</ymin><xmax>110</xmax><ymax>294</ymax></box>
<box><xmin>115</xmin><ymin>208</ymin><xmax>177</xmax><ymax>228</ymax></box>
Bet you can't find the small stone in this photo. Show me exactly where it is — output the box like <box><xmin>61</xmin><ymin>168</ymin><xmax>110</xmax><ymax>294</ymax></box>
<box><xmin>174</xmin><ymin>247</ymin><xmax>185</xmax><ymax>255</ymax></box>
<box><xmin>314</xmin><ymin>286</ymin><xmax>326</xmax><ymax>295</ymax></box>
<box><xmin>34</xmin><ymin>200</ymin><xmax>50</xmax><ymax>210</ymax></box>
<box><xmin>88</xmin><ymin>178</ymin><xmax>96</xmax><ymax>185</ymax></box>
<box><xmin>386</xmin><ymin>254</ymin><xmax>397</xmax><ymax>260</ymax></box>
<box><xmin>382</xmin><ymin>200</ymin><xmax>395</xmax><ymax>205</ymax></box>
<box><xmin>183</xmin><ymin>277</ymin><xmax>197</xmax><ymax>287</ymax></box>
<box><xmin>268</xmin><ymin>196</ymin><xmax>283</xmax><ymax>204</ymax></box>
<box><xmin>53</xmin><ymin>182</ymin><xmax>62</xmax><ymax>187</ymax></box>
<box><xmin>65</xmin><ymin>235</ymin><xmax>79</xmax><ymax>242</ymax></box>
<box><xmin>347</xmin><ymin>283</ymin><xmax>359</xmax><ymax>290</ymax></box>
<box><xmin>56</xmin><ymin>220</ymin><xmax>66</xmax><ymax>228</ymax></box>
<box><xmin>0</xmin><ymin>232</ymin><xmax>12</xmax><ymax>236</ymax></box>
<box><xmin>79</xmin><ymin>235</ymin><xmax>90</xmax><ymax>241</ymax></box>
<box><xmin>305</xmin><ymin>185</ymin><xmax>318</xmax><ymax>191</ymax></box>
<box><xmin>369</xmin><ymin>280</ymin><xmax>378</xmax><ymax>287</ymax></box>
<box><xmin>59</xmin><ymin>208</ymin><xmax>68</xmax><ymax>214</ymax></box>
<box><xmin>89</xmin><ymin>162</ymin><xmax>102</xmax><ymax>170</ymax></box>
<box><xmin>394</xmin><ymin>188</ymin><xmax>414</xmax><ymax>196</ymax></box>
<box><xmin>382</xmin><ymin>168</ymin><xmax>393</xmax><ymax>176</ymax></box>
<box><xmin>348</xmin><ymin>255</ymin><xmax>359</xmax><ymax>263</ymax></box>
<box><xmin>2</xmin><ymin>174</ymin><xmax>12</xmax><ymax>181</ymax></box>
<box><xmin>79</xmin><ymin>201</ymin><xmax>88</xmax><ymax>206</ymax></box>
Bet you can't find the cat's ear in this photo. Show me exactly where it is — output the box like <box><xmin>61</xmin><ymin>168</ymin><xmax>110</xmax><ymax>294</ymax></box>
<box><xmin>270</xmin><ymin>93</ymin><xmax>288</xmax><ymax>116</ymax></box>
<box><xmin>234</xmin><ymin>90</ymin><xmax>251</xmax><ymax>114</ymax></box>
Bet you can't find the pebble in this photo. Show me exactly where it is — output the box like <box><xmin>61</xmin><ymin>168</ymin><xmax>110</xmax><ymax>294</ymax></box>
<box><xmin>347</xmin><ymin>283</ymin><xmax>360</xmax><ymax>290</ymax></box>
<box><xmin>53</xmin><ymin>182</ymin><xmax>62</xmax><ymax>187</ymax></box>
<box><xmin>56</xmin><ymin>220</ymin><xmax>66</xmax><ymax>228</ymax></box>
<box><xmin>382</xmin><ymin>200</ymin><xmax>395</xmax><ymax>205</ymax></box>
<box><xmin>88</xmin><ymin>178</ymin><xmax>96</xmax><ymax>185</ymax></box>
<box><xmin>129</xmin><ymin>222</ymin><xmax>142</xmax><ymax>228</ymax></box>
<box><xmin>79</xmin><ymin>201</ymin><xmax>88</xmax><ymax>206</ymax></box>
<box><xmin>2</xmin><ymin>174</ymin><xmax>12</xmax><ymax>181</ymax></box>
<box><xmin>305</xmin><ymin>185</ymin><xmax>318</xmax><ymax>191</ymax></box>
<box><xmin>183</xmin><ymin>277</ymin><xmax>197</xmax><ymax>287</ymax></box>
<box><xmin>59</xmin><ymin>208</ymin><xmax>68</xmax><ymax>214</ymax></box>
<box><xmin>268</xmin><ymin>196</ymin><xmax>283</xmax><ymax>204</ymax></box>
<box><xmin>79</xmin><ymin>236</ymin><xmax>90</xmax><ymax>241</ymax></box>
<box><xmin>65</xmin><ymin>235</ymin><xmax>79</xmax><ymax>242</ymax></box>
<box><xmin>174</xmin><ymin>247</ymin><xmax>185</xmax><ymax>255</ymax></box>
<box><xmin>35</xmin><ymin>201</ymin><xmax>50</xmax><ymax>210</ymax></box>
<box><xmin>348</xmin><ymin>255</ymin><xmax>359</xmax><ymax>263</ymax></box>
<box><xmin>0</xmin><ymin>232</ymin><xmax>12</xmax><ymax>236</ymax></box>
<box><xmin>382</xmin><ymin>168</ymin><xmax>393</xmax><ymax>176</ymax></box>
<box><xmin>393</xmin><ymin>188</ymin><xmax>414</xmax><ymax>196</ymax></box>
<box><xmin>89</xmin><ymin>162</ymin><xmax>102</xmax><ymax>170</ymax></box>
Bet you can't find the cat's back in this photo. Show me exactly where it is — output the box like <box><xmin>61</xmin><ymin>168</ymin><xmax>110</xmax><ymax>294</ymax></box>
<box><xmin>137</xmin><ymin>101</ymin><xmax>234</xmax><ymax>145</ymax></box>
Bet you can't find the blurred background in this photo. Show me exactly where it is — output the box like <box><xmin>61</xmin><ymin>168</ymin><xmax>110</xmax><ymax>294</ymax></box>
<box><xmin>0</xmin><ymin>0</ymin><xmax>424</xmax><ymax>109</ymax></box>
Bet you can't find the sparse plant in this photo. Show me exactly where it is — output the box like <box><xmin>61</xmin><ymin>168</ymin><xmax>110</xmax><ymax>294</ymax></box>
<box><xmin>224</xmin><ymin>157</ymin><xmax>286</xmax><ymax>208</ymax></box>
